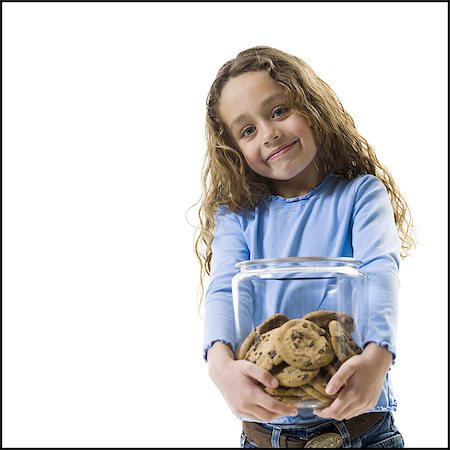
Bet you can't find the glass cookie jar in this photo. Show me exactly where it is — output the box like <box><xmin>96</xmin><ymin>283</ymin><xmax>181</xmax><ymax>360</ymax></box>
<box><xmin>232</xmin><ymin>257</ymin><xmax>367</xmax><ymax>410</ymax></box>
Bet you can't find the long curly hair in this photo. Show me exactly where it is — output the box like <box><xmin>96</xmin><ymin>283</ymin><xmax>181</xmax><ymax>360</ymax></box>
<box><xmin>194</xmin><ymin>46</ymin><xmax>415</xmax><ymax>304</ymax></box>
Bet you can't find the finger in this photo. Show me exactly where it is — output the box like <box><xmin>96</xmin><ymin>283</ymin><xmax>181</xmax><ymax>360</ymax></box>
<box><xmin>323</xmin><ymin>402</ymin><xmax>367</xmax><ymax>421</ymax></box>
<box><xmin>328</xmin><ymin>389</ymin><xmax>373</xmax><ymax>420</ymax></box>
<box><xmin>243</xmin><ymin>403</ymin><xmax>294</xmax><ymax>422</ymax></box>
<box><xmin>325</xmin><ymin>359</ymin><xmax>357</xmax><ymax>396</ymax></box>
<box><xmin>260</xmin><ymin>394</ymin><xmax>298</xmax><ymax>418</ymax></box>
<box><xmin>243</xmin><ymin>362</ymin><xmax>279</xmax><ymax>388</ymax></box>
<box><xmin>313</xmin><ymin>395</ymin><xmax>347</xmax><ymax>419</ymax></box>
<box><xmin>247</xmin><ymin>382</ymin><xmax>298</xmax><ymax>418</ymax></box>
<box><xmin>237</xmin><ymin>409</ymin><xmax>264</xmax><ymax>422</ymax></box>
<box><xmin>314</xmin><ymin>391</ymin><xmax>368</xmax><ymax>421</ymax></box>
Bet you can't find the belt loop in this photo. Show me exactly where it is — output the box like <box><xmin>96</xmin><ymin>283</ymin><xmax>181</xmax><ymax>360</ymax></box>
<box><xmin>271</xmin><ymin>426</ymin><xmax>282</xmax><ymax>448</ymax></box>
<box><xmin>333</xmin><ymin>421</ymin><xmax>351</xmax><ymax>448</ymax></box>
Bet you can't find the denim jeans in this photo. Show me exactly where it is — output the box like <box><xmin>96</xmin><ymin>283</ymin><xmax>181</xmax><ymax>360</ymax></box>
<box><xmin>240</xmin><ymin>412</ymin><xmax>404</xmax><ymax>448</ymax></box>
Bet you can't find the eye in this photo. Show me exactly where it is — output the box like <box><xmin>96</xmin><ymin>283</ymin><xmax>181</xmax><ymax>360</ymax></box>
<box><xmin>242</xmin><ymin>126</ymin><xmax>256</xmax><ymax>137</ymax></box>
<box><xmin>272</xmin><ymin>106</ymin><xmax>288</xmax><ymax>118</ymax></box>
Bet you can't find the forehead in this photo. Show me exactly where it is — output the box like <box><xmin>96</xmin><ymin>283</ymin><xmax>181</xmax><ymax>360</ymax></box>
<box><xmin>219</xmin><ymin>71</ymin><xmax>285</xmax><ymax>129</ymax></box>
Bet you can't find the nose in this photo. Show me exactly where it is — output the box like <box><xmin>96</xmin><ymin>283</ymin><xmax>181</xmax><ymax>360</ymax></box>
<box><xmin>263</xmin><ymin>124</ymin><xmax>280</xmax><ymax>146</ymax></box>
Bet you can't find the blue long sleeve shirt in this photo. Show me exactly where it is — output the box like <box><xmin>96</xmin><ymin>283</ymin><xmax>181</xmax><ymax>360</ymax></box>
<box><xmin>203</xmin><ymin>174</ymin><xmax>401</xmax><ymax>424</ymax></box>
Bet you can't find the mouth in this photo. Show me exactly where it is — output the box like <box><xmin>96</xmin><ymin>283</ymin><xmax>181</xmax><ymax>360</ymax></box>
<box><xmin>266</xmin><ymin>140</ymin><xmax>298</xmax><ymax>161</ymax></box>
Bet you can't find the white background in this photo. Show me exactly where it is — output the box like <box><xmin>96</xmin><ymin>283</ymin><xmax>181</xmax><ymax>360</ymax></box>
<box><xmin>3</xmin><ymin>2</ymin><xmax>447</xmax><ymax>448</ymax></box>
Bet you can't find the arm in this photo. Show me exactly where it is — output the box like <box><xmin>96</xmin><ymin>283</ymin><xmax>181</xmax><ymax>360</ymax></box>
<box><xmin>315</xmin><ymin>176</ymin><xmax>401</xmax><ymax>420</ymax></box>
<box><xmin>352</xmin><ymin>176</ymin><xmax>401</xmax><ymax>360</ymax></box>
<box><xmin>202</xmin><ymin>206</ymin><xmax>250</xmax><ymax>360</ymax></box>
<box><xmin>203</xmin><ymin>208</ymin><xmax>297</xmax><ymax>421</ymax></box>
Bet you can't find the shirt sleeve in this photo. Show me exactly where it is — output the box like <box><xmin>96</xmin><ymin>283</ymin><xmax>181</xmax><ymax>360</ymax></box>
<box><xmin>202</xmin><ymin>206</ymin><xmax>250</xmax><ymax>362</ymax></box>
<box><xmin>351</xmin><ymin>175</ymin><xmax>401</xmax><ymax>363</ymax></box>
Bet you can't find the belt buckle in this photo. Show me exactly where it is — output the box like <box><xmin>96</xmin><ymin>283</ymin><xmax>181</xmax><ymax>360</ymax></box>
<box><xmin>304</xmin><ymin>432</ymin><xmax>343</xmax><ymax>448</ymax></box>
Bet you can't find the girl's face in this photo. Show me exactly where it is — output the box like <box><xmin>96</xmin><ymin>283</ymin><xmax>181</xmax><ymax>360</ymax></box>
<box><xmin>219</xmin><ymin>71</ymin><xmax>322</xmax><ymax>197</ymax></box>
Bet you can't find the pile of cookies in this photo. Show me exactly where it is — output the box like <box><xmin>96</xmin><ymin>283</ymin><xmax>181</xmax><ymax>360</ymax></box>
<box><xmin>236</xmin><ymin>310</ymin><xmax>362</xmax><ymax>407</ymax></box>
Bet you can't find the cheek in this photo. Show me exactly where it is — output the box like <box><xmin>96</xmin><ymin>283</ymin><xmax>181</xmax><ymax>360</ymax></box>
<box><xmin>296</xmin><ymin>126</ymin><xmax>317</xmax><ymax>151</ymax></box>
<box><xmin>288</xmin><ymin>116</ymin><xmax>314</xmax><ymax>139</ymax></box>
<box><xmin>240</xmin><ymin>144</ymin><xmax>261</xmax><ymax>165</ymax></box>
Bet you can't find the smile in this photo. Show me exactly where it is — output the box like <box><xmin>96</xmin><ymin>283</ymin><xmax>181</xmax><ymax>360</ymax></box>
<box><xmin>266</xmin><ymin>140</ymin><xmax>298</xmax><ymax>161</ymax></box>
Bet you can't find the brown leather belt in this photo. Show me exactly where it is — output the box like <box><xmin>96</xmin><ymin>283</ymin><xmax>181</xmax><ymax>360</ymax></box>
<box><xmin>242</xmin><ymin>412</ymin><xmax>386</xmax><ymax>448</ymax></box>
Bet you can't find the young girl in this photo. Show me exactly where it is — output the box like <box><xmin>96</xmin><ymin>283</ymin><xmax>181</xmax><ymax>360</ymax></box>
<box><xmin>195</xmin><ymin>46</ymin><xmax>415</xmax><ymax>448</ymax></box>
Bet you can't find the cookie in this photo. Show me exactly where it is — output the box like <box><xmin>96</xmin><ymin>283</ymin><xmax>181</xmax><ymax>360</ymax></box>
<box><xmin>301</xmin><ymin>384</ymin><xmax>334</xmax><ymax>405</ymax></box>
<box><xmin>244</xmin><ymin>329</ymin><xmax>284</xmax><ymax>371</ymax></box>
<box><xmin>320</xmin><ymin>359</ymin><xmax>340</xmax><ymax>378</ymax></box>
<box><xmin>237</xmin><ymin>313</ymin><xmax>289</xmax><ymax>360</ymax></box>
<box><xmin>302</xmin><ymin>310</ymin><xmax>355</xmax><ymax>334</ymax></box>
<box><xmin>258</xmin><ymin>313</ymin><xmax>290</xmax><ymax>334</ymax></box>
<box><xmin>307</xmin><ymin>375</ymin><xmax>337</xmax><ymax>399</ymax></box>
<box><xmin>237</xmin><ymin>329</ymin><xmax>258</xmax><ymax>360</ymax></box>
<box><xmin>328</xmin><ymin>320</ymin><xmax>362</xmax><ymax>363</ymax></box>
<box><xmin>263</xmin><ymin>385</ymin><xmax>309</xmax><ymax>397</ymax></box>
<box><xmin>275</xmin><ymin>319</ymin><xmax>334</xmax><ymax>370</ymax></box>
<box><xmin>272</xmin><ymin>364</ymin><xmax>319</xmax><ymax>387</ymax></box>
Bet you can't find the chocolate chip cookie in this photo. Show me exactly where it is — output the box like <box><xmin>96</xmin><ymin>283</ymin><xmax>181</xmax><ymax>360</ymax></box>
<box><xmin>328</xmin><ymin>320</ymin><xmax>362</xmax><ymax>363</ymax></box>
<box><xmin>244</xmin><ymin>329</ymin><xmax>284</xmax><ymax>371</ymax></box>
<box><xmin>237</xmin><ymin>313</ymin><xmax>289</xmax><ymax>360</ymax></box>
<box><xmin>301</xmin><ymin>384</ymin><xmax>334</xmax><ymax>405</ymax></box>
<box><xmin>272</xmin><ymin>364</ymin><xmax>320</xmax><ymax>387</ymax></box>
<box><xmin>263</xmin><ymin>385</ymin><xmax>309</xmax><ymax>397</ymax></box>
<box><xmin>275</xmin><ymin>319</ymin><xmax>334</xmax><ymax>370</ymax></box>
<box><xmin>302</xmin><ymin>310</ymin><xmax>355</xmax><ymax>334</ymax></box>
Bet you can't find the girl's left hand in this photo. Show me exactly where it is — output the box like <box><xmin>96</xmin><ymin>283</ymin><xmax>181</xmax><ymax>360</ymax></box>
<box><xmin>313</xmin><ymin>343</ymin><xmax>393</xmax><ymax>421</ymax></box>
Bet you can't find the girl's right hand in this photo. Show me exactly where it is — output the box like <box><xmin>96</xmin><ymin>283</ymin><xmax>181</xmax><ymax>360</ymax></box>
<box><xmin>207</xmin><ymin>342</ymin><xmax>298</xmax><ymax>422</ymax></box>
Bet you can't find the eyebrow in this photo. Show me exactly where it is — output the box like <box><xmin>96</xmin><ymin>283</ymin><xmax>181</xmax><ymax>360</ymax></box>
<box><xmin>229</xmin><ymin>93</ymin><xmax>286</xmax><ymax>131</ymax></box>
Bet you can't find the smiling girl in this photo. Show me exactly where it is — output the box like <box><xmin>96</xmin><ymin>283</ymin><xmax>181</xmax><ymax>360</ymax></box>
<box><xmin>195</xmin><ymin>46</ymin><xmax>415</xmax><ymax>448</ymax></box>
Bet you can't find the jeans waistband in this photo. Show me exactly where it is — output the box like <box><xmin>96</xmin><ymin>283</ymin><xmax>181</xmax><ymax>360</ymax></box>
<box><xmin>242</xmin><ymin>412</ymin><xmax>387</xmax><ymax>448</ymax></box>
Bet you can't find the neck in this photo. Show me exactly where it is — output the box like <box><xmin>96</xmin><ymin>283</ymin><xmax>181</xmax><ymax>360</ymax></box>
<box><xmin>271</xmin><ymin>165</ymin><xmax>326</xmax><ymax>198</ymax></box>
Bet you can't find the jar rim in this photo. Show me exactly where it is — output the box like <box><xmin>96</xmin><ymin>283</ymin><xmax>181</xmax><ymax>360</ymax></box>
<box><xmin>236</xmin><ymin>256</ymin><xmax>362</xmax><ymax>271</ymax></box>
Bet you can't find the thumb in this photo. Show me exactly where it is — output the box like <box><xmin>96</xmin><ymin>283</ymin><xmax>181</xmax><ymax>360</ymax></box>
<box><xmin>325</xmin><ymin>361</ymin><xmax>356</xmax><ymax>395</ymax></box>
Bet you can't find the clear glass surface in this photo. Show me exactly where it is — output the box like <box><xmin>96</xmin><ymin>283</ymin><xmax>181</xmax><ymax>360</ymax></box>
<box><xmin>232</xmin><ymin>257</ymin><xmax>367</xmax><ymax>410</ymax></box>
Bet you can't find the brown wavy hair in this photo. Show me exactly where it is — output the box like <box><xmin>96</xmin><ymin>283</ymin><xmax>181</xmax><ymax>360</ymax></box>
<box><xmin>194</xmin><ymin>46</ymin><xmax>415</xmax><ymax>305</ymax></box>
